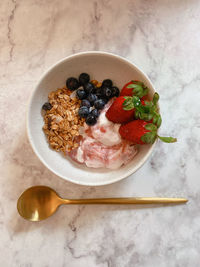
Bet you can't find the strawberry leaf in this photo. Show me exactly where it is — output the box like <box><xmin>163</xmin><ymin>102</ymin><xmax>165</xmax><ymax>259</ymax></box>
<box><xmin>127</xmin><ymin>83</ymin><xmax>148</xmax><ymax>98</ymax></box>
<box><xmin>141</xmin><ymin>132</ymin><xmax>157</xmax><ymax>144</ymax></box>
<box><xmin>156</xmin><ymin>115</ymin><xmax>162</xmax><ymax>128</ymax></box>
<box><xmin>131</xmin><ymin>81</ymin><xmax>144</xmax><ymax>86</ymax></box>
<box><xmin>127</xmin><ymin>84</ymin><xmax>140</xmax><ymax>89</ymax></box>
<box><xmin>153</xmin><ymin>93</ymin><xmax>159</xmax><ymax>105</ymax></box>
<box><xmin>158</xmin><ymin>136</ymin><xmax>177</xmax><ymax>143</ymax></box>
<box><xmin>123</xmin><ymin>97</ymin><xmax>134</xmax><ymax>110</ymax></box>
<box><xmin>139</xmin><ymin>112</ymin><xmax>153</xmax><ymax>121</ymax></box>
<box><xmin>142</xmin><ymin>105</ymin><xmax>151</xmax><ymax>113</ymax></box>
<box><xmin>132</xmin><ymin>96</ymin><xmax>141</xmax><ymax>107</ymax></box>
<box><xmin>153</xmin><ymin>114</ymin><xmax>158</xmax><ymax>124</ymax></box>
<box><xmin>122</xmin><ymin>88</ymin><xmax>162</xmax><ymax>124</ymax></box>
<box><xmin>145</xmin><ymin>123</ymin><xmax>157</xmax><ymax>131</ymax></box>
<box><xmin>135</xmin><ymin>110</ymin><xmax>139</xmax><ymax>119</ymax></box>
<box><xmin>144</xmin><ymin>101</ymin><xmax>154</xmax><ymax>108</ymax></box>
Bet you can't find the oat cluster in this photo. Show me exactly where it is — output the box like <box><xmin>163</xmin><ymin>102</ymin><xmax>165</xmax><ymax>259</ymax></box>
<box><xmin>42</xmin><ymin>87</ymin><xmax>84</xmax><ymax>152</ymax></box>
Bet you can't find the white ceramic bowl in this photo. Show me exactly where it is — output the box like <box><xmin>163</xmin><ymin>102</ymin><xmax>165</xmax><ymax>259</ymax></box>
<box><xmin>27</xmin><ymin>51</ymin><xmax>156</xmax><ymax>186</ymax></box>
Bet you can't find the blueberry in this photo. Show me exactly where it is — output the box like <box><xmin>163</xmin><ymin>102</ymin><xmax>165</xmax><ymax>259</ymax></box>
<box><xmin>86</xmin><ymin>114</ymin><xmax>97</xmax><ymax>126</ymax></box>
<box><xmin>84</xmin><ymin>82</ymin><xmax>95</xmax><ymax>94</ymax></box>
<box><xmin>94</xmin><ymin>99</ymin><xmax>105</xmax><ymax>110</ymax></box>
<box><xmin>78</xmin><ymin>106</ymin><xmax>89</xmax><ymax>118</ymax></box>
<box><xmin>87</xmin><ymin>94</ymin><xmax>98</xmax><ymax>105</ymax></box>
<box><xmin>111</xmin><ymin>86</ymin><xmax>120</xmax><ymax>97</ymax></box>
<box><xmin>91</xmin><ymin>109</ymin><xmax>100</xmax><ymax>118</ymax></box>
<box><xmin>102</xmin><ymin>98</ymin><xmax>108</xmax><ymax>104</ymax></box>
<box><xmin>79</xmin><ymin>73</ymin><xmax>90</xmax><ymax>85</ymax></box>
<box><xmin>102</xmin><ymin>87</ymin><xmax>112</xmax><ymax>98</ymax></box>
<box><xmin>42</xmin><ymin>102</ymin><xmax>52</xmax><ymax>111</ymax></box>
<box><xmin>66</xmin><ymin>77</ymin><xmax>79</xmax><ymax>91</ymax></box>
<box><xmin>76</xmin><ymin>89</ymin><xmax>87</xmax><ymax>100</ymax></box>
<box><xmin>81</xmin><ymin>99</ymin><xmax>91</xmax><ymax>108</ymax></box>
<box><xmin>102</xmin><ymin>79</ymin><xmax>113</xmax><ymax>88</ymax></box>
<box><xmin>96</xmin><ymin>87</ymin><xmax>103</xmax><ymax>97</ymax></box>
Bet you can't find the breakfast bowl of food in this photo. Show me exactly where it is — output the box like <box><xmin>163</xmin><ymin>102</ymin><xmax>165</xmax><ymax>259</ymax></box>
<box><xmin>27</xmin><ymin>51</ymin><xmax>176</xmax><ymax>186</ymax></box>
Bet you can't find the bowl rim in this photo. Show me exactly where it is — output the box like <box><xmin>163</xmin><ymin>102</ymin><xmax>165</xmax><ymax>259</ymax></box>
<box><xmin>27</xmin><ymin>51</ymin><xmax>157</xmax><ymax>186</ymax></box>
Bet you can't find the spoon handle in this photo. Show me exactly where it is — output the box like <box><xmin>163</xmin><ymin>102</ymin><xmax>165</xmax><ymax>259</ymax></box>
<box><xmin>62</xmin><ymin>197</ymin><xmax>188</xmax><ymax>205</ymax></box>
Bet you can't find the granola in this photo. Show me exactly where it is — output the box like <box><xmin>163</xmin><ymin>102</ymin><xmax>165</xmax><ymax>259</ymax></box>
<box><xmin>42</xmin><ymin>86</ymin><xmax>84</xmax><ymax>153</ymax></box>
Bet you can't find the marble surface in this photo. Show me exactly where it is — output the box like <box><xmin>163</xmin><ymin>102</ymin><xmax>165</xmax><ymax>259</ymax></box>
<box><xmin>0</xmin><ymin>0</ymin><xmax>200</xmax><ymax>266</ymax></box>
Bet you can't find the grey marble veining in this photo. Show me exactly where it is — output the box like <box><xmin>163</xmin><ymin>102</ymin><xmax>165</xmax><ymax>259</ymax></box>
<box><xmin>0</xmin><ymin>0</ymin><xmax>200</xmax><ymax>266</ymax></box>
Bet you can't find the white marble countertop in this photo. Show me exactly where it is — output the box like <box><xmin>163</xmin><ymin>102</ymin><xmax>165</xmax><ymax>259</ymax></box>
<box><xmin>1</xmin><ymin>0</ymin><xmax>200</xmax><ymax>266</ymax></box>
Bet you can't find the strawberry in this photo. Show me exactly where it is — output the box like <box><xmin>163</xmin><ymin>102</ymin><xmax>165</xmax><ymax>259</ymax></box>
<box><xmin>106</xmin><ymin>96</ymin><xmax>135</xmax><ymax>123</ymax></box>
<box><xmin>120</xmin><ymin>80</ymin><xmax>148</xmax><ymax>98</ymax></box>
<box><xmin>119</xmin><ymin>120</ymin><xmax>177</xmax><ymax>145</ymax></box>
<box><xmin>140</xmin><ymin>95</ymin><xmax>149</xmax><ymax>105</ymax></box>
<box><xmin>123</xmin><ymin>93</ymin><xmax>162</xmax><ymax>126</ymax></box>
<box><xmin>120</xmin><ymin>81</ymin><xmax>135</xmax><ymax>96</ymax></box>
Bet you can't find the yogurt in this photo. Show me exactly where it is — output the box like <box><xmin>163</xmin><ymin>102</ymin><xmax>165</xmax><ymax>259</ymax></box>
<box><xmin>68</xmin><ymin>101</ymin><xmax>137</xmax><ymax>169</ymax></box>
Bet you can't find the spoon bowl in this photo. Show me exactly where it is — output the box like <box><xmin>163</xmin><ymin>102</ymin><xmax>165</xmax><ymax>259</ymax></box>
<box><xmin>17</xmin><ymin>186</ymin><xmax>62</xmax><ymax>221</ymax></box>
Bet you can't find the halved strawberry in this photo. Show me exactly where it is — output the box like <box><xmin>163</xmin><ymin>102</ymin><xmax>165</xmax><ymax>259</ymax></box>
<box><xmin>106</xmin><ymin>96</ymin><xmax>135</xmax><ymax>123</ymax></box>
<box><xmin>120</xmin><ymin>80</ymin><xmax>148</xmax><ymax>98</ymax></box>
<box><xmin>119</xmin><ymin>120</ymin><xmax>177</xmax><ymax>145</ymax></box>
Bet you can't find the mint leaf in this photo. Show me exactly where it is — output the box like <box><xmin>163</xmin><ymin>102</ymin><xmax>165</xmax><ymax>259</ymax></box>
<box><xmin>158</xmin><ymin>136</ymin><xmax>177</xmax><ymax>143</ymax></box>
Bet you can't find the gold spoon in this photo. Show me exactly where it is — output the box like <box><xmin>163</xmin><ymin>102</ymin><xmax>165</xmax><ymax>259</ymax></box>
<box><xmin>17</xmin><ymin>186</ymin><xmax>188</xmax><ymax>221</ymax></box>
